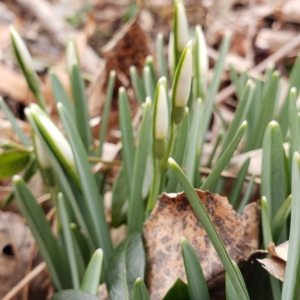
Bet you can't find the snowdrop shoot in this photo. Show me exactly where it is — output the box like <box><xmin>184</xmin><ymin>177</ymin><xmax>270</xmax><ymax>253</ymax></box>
<box><xmin>172</xmin><ymin>40</ymin><xmax>193</xmax><ymax>124</ymax></box>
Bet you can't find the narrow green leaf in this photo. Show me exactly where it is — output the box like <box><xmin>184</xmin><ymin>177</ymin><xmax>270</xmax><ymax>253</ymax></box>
<box><xmin>261</xmin><ymin>121</ymin><xmax>287</xmax><ymax>220</ymax></box>
<box><xmin>13</xmin><ymin>176</ymin><xmax>71</xmax><ymax>290</ymax></box>
<box><xmin>168</xmin><ymin>158</ymin><xmax>250</xmax><ymax>300</ymax></box>
<box><xmin>200</xmin><ymin>33</ymin><xmax>231</xmax><ymax>146</ymax></box>
<box><xmin>71</xmin><ymin>63</ymin><xmax>93</xmax><ymax>152</ymax></box>
<box><xmin>133</xmin><ymin>278</ymin><xmax>150</xmax><ymax>300</ymax></box>
<box><xmin>278</xmin><ymin>53</ymin><xmax>300</xmax><ymax>138</ymax></box>
<box><xmin>0</xmin><ymin>97</ymin><xmax>30</xmax><ymax>147</ymax></box>
<box><xmin>229</xmin><ymin>64</ymin><xmax>242</xmax><ymax>100</ymax></box>
<box><xmin>0</xmin><ymin>150</ymin><xmax>31</xmax><ymax>179</ymax></box>
<box><xmin>205</xmin><ymin>131</ymin><xmax>223</xmax><ymax>168</ymax></box>
<box><xmin>271</xmin><ymin>194</ymin><xmax>292</xmax><ymax>243</ymax></box>
<box><xmin>127</xmin><ymin>99</ymin><xmax>152</xmax><ymax>235</ymax></box>
<box><xmin>219</xmin><ymin>80</ymin><xmax>254</xmax><ymax>157</ymax></box>
<box><xmin>162</xmin><ymin>278</ymin><xmax>189</xmax><ymax>300</ymax></box>
<box><xmin>166</xmin><ymin>108</ymin><xmax>189</xmax><ymax>192</ymax></box>
<box><xmin>237</xmin><ymin>174</ymin><xmax>255</xmax><ymax>215</ymax></box>
<box><xmin>50</xmin><ymin>290</ymin><xmax>100</xmax><ymax>300</ymax></box>
<box><xmin>143</xmin><ymin>66</ymin><xmax>155</xmax><ymax>101</ymax></box>
<box><xmin>156</xmin><ymin>33</ymin><xmax>168</xmax><ymax>78</ymax></box>
<box><xmin>228</xmin><ymin>157</ymin><xmax>250</xmax><ymax>209</ymax></box>
<box><xmin>288</xmin><ymin>87</ymin><xmax>299</xmax><ymax>171</ymax></box>
<box><xmin>98</xmin><ymin>70</ymin><xmax>116</xmax><ymax>157</ymax></box>
<box><xmin>238</xmin><ymin>70</ymin><xmax>249</xmax><ymax>94</ymax></box>
<box><xmin>282</xmin><ymin>152</ymin><xmax>300</xmax><ymax>299</ymax></box>
<box><xmin>111</xmin><ymin>166</ymin><xmax>128</xmax><ymax>228</ymax></box>
<box><xmin>181</xmin><ymin>237</ymin><xmax>209</xmax><ymax>300</ymax></box>
<box><xmin>144</xmin><ymin>56</ymin><xmax>157</xmax><ymax>86</ymax></box>
<box><xmin>130</xmin><ymin>66</ymin><xmax>146</xmax><ymax>104</ymax></box>
<box><xmin>58</xmin><ymin>193</ymin><xmax>80</xmax><ymax>289</ymax></box>
<box><xmin>200</xmin><ymin>121</ymin><xmax>247</xmax><ymax>191</ymax></box>
<box><xmin>107</xmin><ymin>233</ymin><xmax>145</xmax><ymax>300</ymax></box>
<box><xmin>185</xmin><ymin>99</ymin><xmax>202</xmax><ymax>186</ymax></box>
<box><xmin>57</xmin><ymin>103</ymin><xmax>112</xmax><ymax>270</ymax></box>
<box><xmin>50</xmin><ymin>72</ymin><xmax>74</xmax><ymax>119</ymax></box>
<box><xmin>119</xmin><ymin>87</ymin><xmax>136</xmax><ymax>194</ymax></box>
<box><xmin>81</xmin><ymin>249</ymin><xmax>103</xmax><ymax>296</ymax></box>
<box><xmin>225</xmin><ymin>261</ymin><xmax>242</xmax><ymax>300</ymax></box>
<box><xmin>252</xmin><ymin>71</ymin><xmax>280</xmax><ymax>150</ymax></box>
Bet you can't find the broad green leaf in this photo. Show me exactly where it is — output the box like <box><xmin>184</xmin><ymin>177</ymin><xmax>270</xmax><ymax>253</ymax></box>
<box><xmin>0</xmin><ymin>150</ymin><xmax>31</xmax><ymax>179</ymax></box>
<box><xmin>13</xmin><ymin>176</ymin><xmax>71</xmax><ymax>290</ymax></box>
<box><xmin>107</xmin><ymin>233</ymin><xmax>145</xmax><ymax>300</ymax></box>
<box><xmin>282</xmin><ymin>152</ymin><xmax>300</xmax><ymax>299</ymax></box>
<box><xmin>58</xmin><ymin>103</ymin><xmax>112</xmax><ymax>270</ymax></box>
<box><xmin>228</xmin><ymin>157</ymin><xmax>250</xmax><ymax>209</ymax></box>
<box><xmin>127</xmin><ymin>99</ymin><xmax>152</xmax><ymax>235</ymax></box>
<box><xmin>181</xmin><ymin>237</ymin><xmax>209</xmax><ymax>300</ymax></box>
<box><xmin>168</xmin><ymin>158</ymin><xmax>250</xmax><ymax>300</ymax></box>
<box><xmin>111</xmin><ymin>166</ymin><xmax>128</xmax><ymax>228</ymax></box>
<box><xmin>50</xmin><ymin>290</ymin><xmax>100</xmax><ymax>300</ymax></box>
<box><xmin>81</xmin><ymin>249</ymin><xmax>103</xmax><ymax>296</ymax></box>
<box><xmin>200</xmin><ymin>121</ymin><xmax>247</xmax><ymax>191</ymax></box>
<box><xmin>133</xmin><ymin>278</ymin><xmax>150</xmax><ymax>300</ymax></box>
<box><xmin>261</xmin><ymin>121</ymin><xmax>287</xmax><ymax>220</ymax></box>
<box><xmin>162</xmin><ymin>278</ymin><xmax>189</xmax><ymax>300</ymax></box>
<box><xmin>58</xmin><ymin>193</ymin><xmax>80</xmax><ymax>289</ymax></box>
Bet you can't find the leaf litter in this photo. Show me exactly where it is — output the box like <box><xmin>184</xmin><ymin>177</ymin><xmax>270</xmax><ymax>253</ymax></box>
<box><xmin>143</xmin><ymin>190</ymin><xmax>260</xmax><ymax>299</ymax></box>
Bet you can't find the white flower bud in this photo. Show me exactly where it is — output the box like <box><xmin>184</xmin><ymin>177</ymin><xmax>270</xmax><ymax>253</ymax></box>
<box><xmin>168</xmin><ymin>31</ymin><xmax>175</xmax><ymax>78</ymax></box>
<box><xmin>195</xmin><ymin>25</ymin><xmax>208</xmax><ymax>83</ymax></box>
<box><xmin>34</xmin><ymin>134</ymin><xmax>51</xmax><ymax>169</ymax></box>
<box><xmin>175</xmin><ymin>1</ymin><xmax>189</xmax><ymax>52</ymax></box>
<box><xmin>155</xmin><ymin>78</ymin><xmax>169</xmax><ymax>140</ymax></box>
<box><xmin>174</xmin><ymin>41</ymin><xmax>193</xmax><ymax>108</ymax></box>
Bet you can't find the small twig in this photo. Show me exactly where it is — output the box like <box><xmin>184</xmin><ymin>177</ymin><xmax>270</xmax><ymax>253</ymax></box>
<box><xmin>2</xmin><ymin>262</ymin><xmax>47</xmax><ymax>300</ymax></box>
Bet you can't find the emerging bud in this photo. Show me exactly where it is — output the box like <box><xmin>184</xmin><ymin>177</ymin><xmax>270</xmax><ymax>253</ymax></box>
<box><xmin>172</xmin><ymin>41</ymin><xmax>193</xmax><ymax>124</ymax></box>
<box><xmin>10</xmin><ymin>27</ymin><xmax>46</xmax><ymax>110</ymax></box>
<box><xmin>34</xmin><ymin>134</ymin><xmax>51</xmax><ymax>170</ymax></box>
<box><xmin>154</xmin><ymin>77</ymin><xmax>169</xmax><ymax>159</ymax></box>
<box><xmin>27</xmin><ymin>104</ymin><xmax>78</xmax><ymax>183</ymax></box>
<box><xmin>66</xmin><ymin>38</ymin><xmax>80</xmax><ymax>76</ymax></box>
<box><xmin>155</xmin><ymin>78</ymin><xmax>169</xmax><ymax>140</ymax></box>
<box><xmin>174</xmin><ymin>0</ymin><xmax>189</xmax><ymax>52</ymax></box>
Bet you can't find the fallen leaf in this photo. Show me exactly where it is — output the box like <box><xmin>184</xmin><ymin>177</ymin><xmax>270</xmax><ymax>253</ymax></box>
<box><xmin>0</xmin><ymin>211</ymin><xmax>35</xmax><ymax>299</ymax></box>
<box><xmin>256</xmin><ymin>241</ymin><xmax>289</xmax><ymax>282</ymax></box>
<box><xmin>143</xmin><ymin>190</ymin><xmax>260</xmax><ymax>299</ymax></box>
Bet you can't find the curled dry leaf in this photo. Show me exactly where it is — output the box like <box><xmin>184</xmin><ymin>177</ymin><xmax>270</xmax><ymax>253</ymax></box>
<box><xmin>0</xmin><ymin>211</ymin><xmax>35</xmax><ymax>299</ymax></box>
<box><xmin>143</xmin><ymin>190</ymin><xmax>260</xmax><ymax>299</ymax></box>
<box><xmin>256</xmin><ymin>241</ymin><xmax>289</xmax><ymax>282</ymax></box>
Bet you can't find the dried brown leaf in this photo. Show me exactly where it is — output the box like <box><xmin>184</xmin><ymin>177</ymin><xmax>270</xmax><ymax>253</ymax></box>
<box><xmin>143</xmin><ymin>190</ymin><xmax>260</xmax><ymax>299</ymax></box>
<box><xmin>255</xmin><ymin>241</ymin><xmax>289</xmax><ymax>281</ymax></box>
<box><xmin>0</xmin><ymin>211</ymin><xmax>35</xmax><ymax>299</ymax></box>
